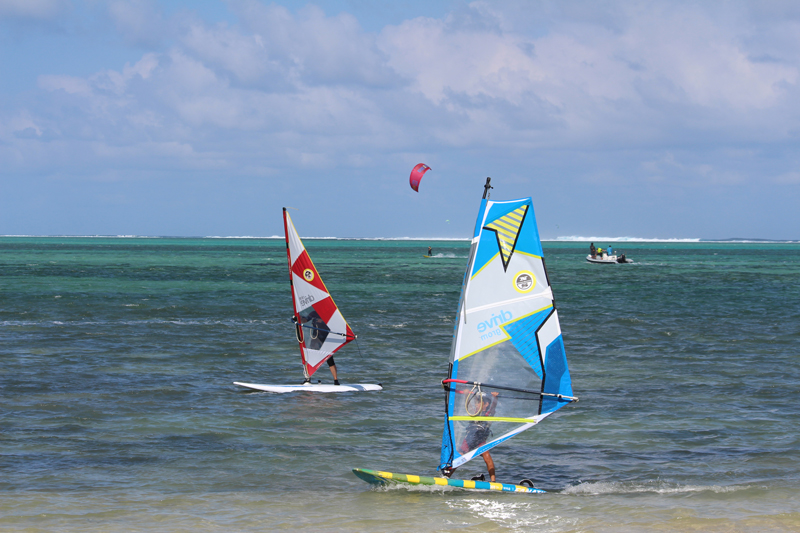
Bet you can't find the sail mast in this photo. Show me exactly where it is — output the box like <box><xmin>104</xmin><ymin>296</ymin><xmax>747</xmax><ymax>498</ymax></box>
<box><xmin>482</xmin><ymin>177</ymin><xmax>493</xmax><ymax>199</ymax></box>
<box><xmin>283</xmin><ymin>207</ymin><xmax>309</xmax><ymax>379</ymax></box>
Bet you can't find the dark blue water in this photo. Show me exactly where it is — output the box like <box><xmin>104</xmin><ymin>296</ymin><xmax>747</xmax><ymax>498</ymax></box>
<box><xmin>2</xmin><ymin>238</ymin><xmax>799</xmax><ymax>532</ymax></box>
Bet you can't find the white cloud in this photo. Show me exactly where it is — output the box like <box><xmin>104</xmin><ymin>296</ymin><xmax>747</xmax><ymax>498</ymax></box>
<box><xmin>181</xmin><ymin>23</ymin><xmax>279</xmax><ymax>85</ymax></box>
<box><xmin>227</xmin><ymin>1</ymin><xmax>398</xmax><ymax>87</ymax></box>
<box><xmin>38</xmin><ymin>75</ymin><xmax>93</xmax><ymax>96</ymax></box>
<box><xmin>377</xmin><ymin>2</ymin><xmax>800</xmax><ymax>150</ymax></box>
<box><xmin>107</xmin><ymin>0</ymin><xmax>166</xmax><ymax>47</ymax></box>
<box><xmin>5</xmin><ymin>0</ymin><xmax>800</xmax><ymax>188</ymax></box>
<box><xmin>774</xmin><ymin>171</ymin><xmax>800</xmax><ymax>184</ymax></box>
<box><xmin>0</xmin><ymin>0</ymin><xmax>66</xmax><ymax>19</ymax></box>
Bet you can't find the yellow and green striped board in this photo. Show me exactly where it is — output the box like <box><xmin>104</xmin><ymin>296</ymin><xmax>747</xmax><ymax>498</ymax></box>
<box><xmin>352</xmin><ymin>468</ymin><xmax>546</xmax><ymax>493</ymax></box>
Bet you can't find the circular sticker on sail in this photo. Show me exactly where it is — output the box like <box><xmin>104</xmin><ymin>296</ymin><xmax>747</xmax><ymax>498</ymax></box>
<box><xmin>513</xmin><ymin>270</ymin><xmax>536</xmax><ymax>293</ymax></box>
<box><xmin>303</xmin><ymin>268</ymin><xmax>315</xmax><ymax>282</ymax></box>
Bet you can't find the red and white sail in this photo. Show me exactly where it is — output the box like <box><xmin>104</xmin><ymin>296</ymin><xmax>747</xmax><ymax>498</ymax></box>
<box><xmin>283</xmin><ymin>208</ymin><xmax>355</xmax><ymax>378</ymax></box>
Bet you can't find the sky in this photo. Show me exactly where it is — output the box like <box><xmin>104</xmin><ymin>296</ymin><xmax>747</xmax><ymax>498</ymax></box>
<box><xmin>1</xmin><ymin>0</ymin><xmax>799</xmax><ymax>239</ymax></box>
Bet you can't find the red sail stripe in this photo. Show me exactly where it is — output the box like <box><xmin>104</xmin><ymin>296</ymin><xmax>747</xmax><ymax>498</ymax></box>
<box><xmin>312</xmin><ymin>295</ymin><xmax>337</xmax><ymax>323</ymax></box>
<box><xmin>291</xmin><ymin>250</ymin><xmax>328</xmax><ymax>293</ymax></box>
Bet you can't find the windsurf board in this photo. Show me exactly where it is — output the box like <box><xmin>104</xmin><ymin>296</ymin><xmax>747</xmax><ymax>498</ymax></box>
<box><xmin>352</xmin><ymin>468</ymin><xmax>545</xmax><ymax>493</ymax></box>
<box><xmin>234</xmin><ymin>382</ymin><xmax>382</xmax><ymax>393</ymax></box>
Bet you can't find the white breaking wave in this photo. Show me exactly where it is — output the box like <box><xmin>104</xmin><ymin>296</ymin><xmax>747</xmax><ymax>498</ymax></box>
<box><xmin>554</xmin><ymin>236</ymin><xmax>702</xmax><ymax>242</ymax></box>
<box><xmin>430</xmin><ymin>253</ymin><xmax>466</xmax><ymax>258</ymax></box>
<box><xmin>205</xmin><ymin>235</ymin><xmax>282</xmax><ymax>239</ymax></box>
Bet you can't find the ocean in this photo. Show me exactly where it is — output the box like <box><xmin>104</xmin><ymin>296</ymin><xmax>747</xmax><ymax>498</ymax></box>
<box><xmin>1</xmin><ymin>237</ymin><xmax>799</xmax><ymax>532</ymax></box>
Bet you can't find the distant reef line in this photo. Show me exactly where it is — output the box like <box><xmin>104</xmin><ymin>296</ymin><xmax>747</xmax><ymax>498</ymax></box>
<box><xmin>1</xmin><ymin>235</ymin><xmax>797</xmax><ymax>243</ymax></box>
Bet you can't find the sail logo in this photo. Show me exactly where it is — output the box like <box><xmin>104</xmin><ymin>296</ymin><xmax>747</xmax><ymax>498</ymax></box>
<box><xmin>478</xmin><ymin>309</ymin><xmax>513</xmax><ymax>340</ymax></box>
<box><xmin>483</xmin><ymin>205</ymin><xmax>528</xmax><ymax>272</ymax></box>
<box><xmin>299</xmin><ymin>294</ymin><xmax>315</xmax><ymax>308</ymax></box>
<box><xmin>303</xmin><ymin>268</ymin><xmax>315</xmax><ymax>282</ymax></box>
<box><xmin>513</xmin><ymin>270</ymin><xmax>536</xmax><ymax>293</ymax></box>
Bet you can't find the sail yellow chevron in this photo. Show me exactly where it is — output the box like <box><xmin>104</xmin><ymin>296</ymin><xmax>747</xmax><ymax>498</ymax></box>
<box><xmin>483</xmin><ymin>205</ymin><xmax>528</xmax><ymax>270</ymax></box>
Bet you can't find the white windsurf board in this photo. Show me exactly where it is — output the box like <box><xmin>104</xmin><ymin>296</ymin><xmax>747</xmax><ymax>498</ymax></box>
<box><xmin>234</xmin><ymin>381</ymin><xmax>382</xmax><ymax>393</ymax></box>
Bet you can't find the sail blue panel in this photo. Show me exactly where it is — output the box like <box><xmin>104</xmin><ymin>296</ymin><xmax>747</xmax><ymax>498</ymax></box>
<box><xmin>472</xmin><ymin>199</ymin><xmax>488</xmax><ymax>238</ymax></box>
<box><xmin>471</xmin><ymin>430</ymin><xmax>519</xmax><ymax>459</ymax></box>
<box><xmin>471</xmin><ymin>198</ymin><xmax>544</xmax><ymax>276</ymax></box>
<box><xmin>485</xmin><ymin>200</ymin><xmax>528</xmax><ymax>225</ymax></box>
<box><xmin>439</xmin><ymin>419</ymin><xmax>454</xmax><ymax>471</ymax></box>
<box><xmin>504</xmin><ymin>308</ymin><xmax>553</xmax><ymax>379</ymax></box>
<box><xmin>439</xmin><ymin>359</ymin><xmax>459</xmax><ymax>470</ymax></box>
<box><xmin>540</xmin><ymin>336</ymin><xmax>573</xmax><ymax>414</ymax></box>
<box><xmin>515</xmin><ymin>202</ymin><xmax>543</xmax><ymax>258</ymax></box>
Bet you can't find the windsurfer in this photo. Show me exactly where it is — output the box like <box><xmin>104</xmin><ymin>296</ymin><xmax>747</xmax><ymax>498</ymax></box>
<box><xmin>428</xmin><ymin>246</ymin><xmax>432</xmax><ymax>256</ymax></box>
<box><xmin>443</xmin><ymin>391</ymin><xmax>500</xmax><ymax>482</ymax></box>
<box><xmin>294</xmin><ymin>314</ymin><xmax>341</xmax><ymax>385</ymax></box>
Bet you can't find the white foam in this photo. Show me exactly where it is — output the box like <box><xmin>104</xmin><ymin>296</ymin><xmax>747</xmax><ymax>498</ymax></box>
<box><xmin>448</xmin><ymin>498</ymin><xmax>577</xmax><ymax>532</ymax></box>
<box><xmin>554</xmin><ymin>236</ymin><xmax>702</xmax><ymax>242</ymax></box>
<box><xmin>562</xmin><ymin>480</ymin><xmax>744</xmax><ymax>496</ymax></box>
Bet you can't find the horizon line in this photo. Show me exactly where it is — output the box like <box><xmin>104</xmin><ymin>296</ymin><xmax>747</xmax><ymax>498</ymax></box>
<box><xmin>1</xmin><ymin>234</ymin><xmax>798</xmax><ymax>243</ymax></box>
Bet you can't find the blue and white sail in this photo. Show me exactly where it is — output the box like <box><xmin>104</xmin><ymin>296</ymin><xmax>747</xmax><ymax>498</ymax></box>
<box><xmin>440</xmin><ymin>183</ymin><xmax>576</xmax><ymax>471</ymax></box>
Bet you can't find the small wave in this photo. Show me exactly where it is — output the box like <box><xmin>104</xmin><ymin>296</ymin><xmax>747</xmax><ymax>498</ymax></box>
<box><xmin>0</xmin><ymin>318</ymin><xmax>271</xmax><ymax>327</ymax></box>
<box><xmin>562</xmin><ymin>480</ymin><xmax>743</xmax><ymax>495</ymax></box>
<box><xmin>204</xmin><ymin>235</ymin><xmax>282</xmax><ymax>239</ymax></box>
<box><xmin>555</xmin><ymin>236</ymin><xmax>800</xmax><ymax>243</ymax></box>
<box><xmin>1</xmin><ymin>321</ymin><xmax>40</xmax><ymax>327</ymax></box>
<box><xmin>0</xmin><ymin>234</ymin><xmax>171</xmax><ymax>238</ymax></box>
<box><xmin>377</xmin><ymin>482</ymin><xmax>457</xmax><ymax>493</ymax></box>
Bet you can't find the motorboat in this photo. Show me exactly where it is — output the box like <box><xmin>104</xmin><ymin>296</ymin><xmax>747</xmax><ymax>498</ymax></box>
<box><xmin>586</xmin><ymin>253</ymin><xmax>633</xmax><ymax>264</ymax></box>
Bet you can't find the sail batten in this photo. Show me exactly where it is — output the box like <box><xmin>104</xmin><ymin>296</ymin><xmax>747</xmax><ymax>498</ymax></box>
<box><xmin>283</xmin><ymin>208</ymin><xmax>355</xmax><ymax>378</ymax></box>
<box><xmin>439</xmin><ymin>191</ymin><xmax>575</xmax><ymax>472</ymax></box>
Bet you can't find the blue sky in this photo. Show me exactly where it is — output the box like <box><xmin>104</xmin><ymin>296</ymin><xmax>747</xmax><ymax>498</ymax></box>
<box><xmin>1</xmin><ymin>0</ymin><xmax>799</xmax><ymax>239</ymax></box>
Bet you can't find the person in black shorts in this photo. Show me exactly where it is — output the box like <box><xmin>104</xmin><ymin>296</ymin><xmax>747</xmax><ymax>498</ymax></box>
<box><xmin>295</xmin><ymin>312</ymin><xmax>340</xmax><ymax>385</ymax></box>
<box><xmin>443</xmin><ymin>391</ymin><xmax>499</xmax><ymax>482</ymax></box>
<box><xmin>326</xmin><ymin>356</ymin><xmax>339</xmax><ymax>385</ymax></box>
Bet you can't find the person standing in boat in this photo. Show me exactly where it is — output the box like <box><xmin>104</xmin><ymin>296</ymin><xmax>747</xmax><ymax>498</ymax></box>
<box><xmin>589</xmin><ymin>243</ymin><xmax>597</xmax><ymax>258</ymax></box>
<box><xmin>607</xmin><ymin>245</ymin><xmax>613</xmax><ymax>257</ymax></box>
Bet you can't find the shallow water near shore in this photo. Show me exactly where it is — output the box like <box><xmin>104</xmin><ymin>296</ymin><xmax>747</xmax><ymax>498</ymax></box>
<box><xmin>2</xmin><ymin>237</ymin><xmax>799</xmax><ymax>532</ymax></box>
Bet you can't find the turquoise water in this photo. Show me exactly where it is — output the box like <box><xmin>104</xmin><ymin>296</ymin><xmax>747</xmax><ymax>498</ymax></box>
<box><xmin>2</xmin><ymin>237</ymin><xmax>799</xmax><ymax>532</ymax></box>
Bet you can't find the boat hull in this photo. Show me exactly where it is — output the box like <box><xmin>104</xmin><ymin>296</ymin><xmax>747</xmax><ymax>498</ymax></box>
<box><xmin>586</xmin><ymin>254</ymin><xmax>633</xmax><ymax>264</ymax></box>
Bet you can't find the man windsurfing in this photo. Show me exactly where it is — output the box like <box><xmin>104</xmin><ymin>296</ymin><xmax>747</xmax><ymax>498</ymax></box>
<box><xmin>443</xmin><ymin>390</ymin><xmax>499</xmax><ymax>482</ymax></box>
